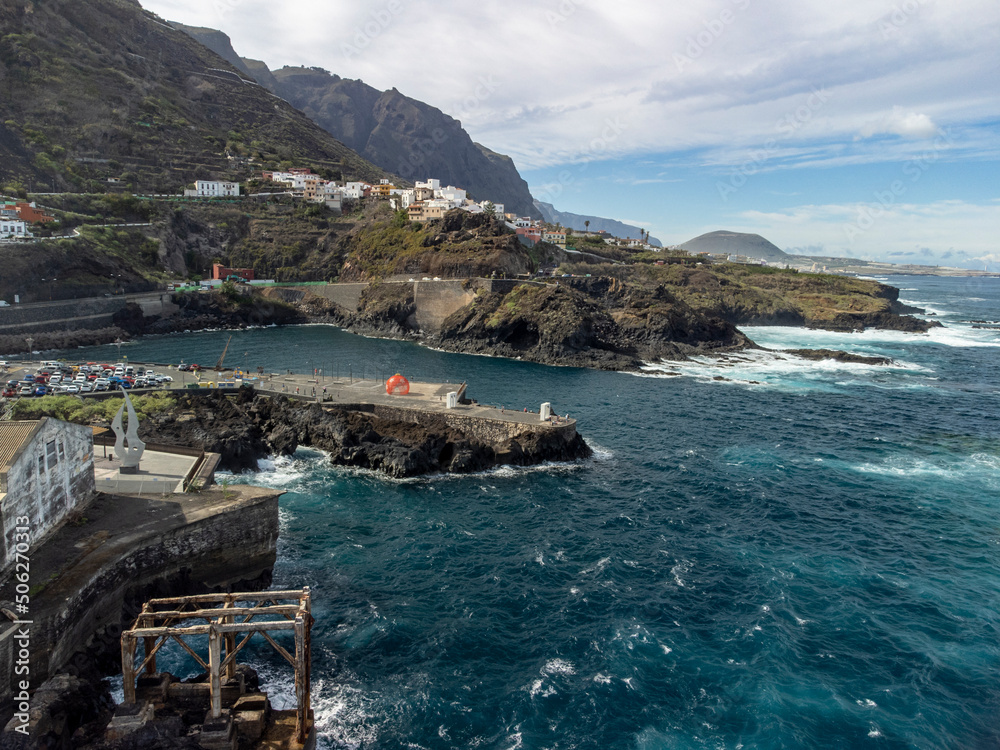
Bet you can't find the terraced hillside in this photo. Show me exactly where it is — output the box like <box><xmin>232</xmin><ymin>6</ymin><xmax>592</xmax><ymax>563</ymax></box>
<box><xmin>0</xmin><ymin>0</ymin><xmax>388</xmax><ymax>193</ymax></box>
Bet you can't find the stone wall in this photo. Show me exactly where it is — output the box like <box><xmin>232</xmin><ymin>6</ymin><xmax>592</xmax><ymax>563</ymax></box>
<box><xmin>0</xmin><ymin>419</ymin><xmax>95</xmax><ymax>573</ymax></box>
<box><xmin>412</xmin><ymin>280</ymin><xmax>477</xmax><ymax>332</ymax></box>
<box><xmin>0</xmin><ymin>293</ymin><xmax>177</xmax><ymax>335</ymax></box>
<box><xmin>371</xmin><ymin>403</ymin><xmax>578</xmax><ymax>446</ymax></box>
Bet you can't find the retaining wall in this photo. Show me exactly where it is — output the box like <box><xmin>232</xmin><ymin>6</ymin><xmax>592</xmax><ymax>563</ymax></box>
<box><xmin>0</xmin><ymin>293</ymin><xmax>178</xmax><ymax>335</ymax></box>
<box><xmin>370</xmin><ymin>403</ymin><xmax>578</xmax><ymax>446</ymax></box>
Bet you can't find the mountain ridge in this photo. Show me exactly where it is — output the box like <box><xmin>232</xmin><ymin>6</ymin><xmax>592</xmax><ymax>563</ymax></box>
<box><xmin>534</xmin><ymin>201</ymin><xmax>662</xmax><ymax>246</ymax></box>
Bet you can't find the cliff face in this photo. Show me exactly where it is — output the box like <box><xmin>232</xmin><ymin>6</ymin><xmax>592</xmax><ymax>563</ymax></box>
<box><xmin>269</xmin><ymin>67</ymin><xmax>541</xmax><ymax>217</ymax></box>
<box><xmin>434</xmin><ymin>277</ymin><xmax>752</xmax><ymax>370</ymax></box>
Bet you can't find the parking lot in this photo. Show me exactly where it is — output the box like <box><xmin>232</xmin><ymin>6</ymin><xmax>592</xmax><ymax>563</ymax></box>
<box><xmin>1</xmin><ymin>359</ymin><xmax>187</xmax><ymax>400</ymax></box>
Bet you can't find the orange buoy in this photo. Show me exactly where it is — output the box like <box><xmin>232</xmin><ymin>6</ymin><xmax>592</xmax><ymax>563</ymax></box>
<box><xmin>386</xmin><ymin>373</ymin><xmax>410</xmax><ymax>395</ymax></box>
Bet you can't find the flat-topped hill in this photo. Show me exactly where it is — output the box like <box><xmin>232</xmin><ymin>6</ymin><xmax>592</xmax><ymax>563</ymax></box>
<box><xmin>679</xmin><ymin>231</ymin><xmax>791</xmax><ymax>263</ymax></box>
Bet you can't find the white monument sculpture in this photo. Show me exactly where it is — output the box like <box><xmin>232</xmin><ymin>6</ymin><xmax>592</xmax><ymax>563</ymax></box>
<box><xmin>112</xmin><ymin>390</ymin><xmax>146</xmax><ymax>473</ymax></box>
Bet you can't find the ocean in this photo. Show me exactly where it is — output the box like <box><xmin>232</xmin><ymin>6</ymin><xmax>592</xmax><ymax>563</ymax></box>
<box><xmin>64</xmin><ymin>275</ymin><xmax>1000</xmax><ymax>749</ymax></box>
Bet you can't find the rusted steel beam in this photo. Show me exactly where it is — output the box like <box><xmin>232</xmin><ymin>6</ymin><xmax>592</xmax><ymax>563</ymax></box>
<box><xmin>259</xmin><ymin>630</ymin><xmax>296</xmax><ymax>668</ymax></box>
<box><xmin>220</xmin><ymin>630</ymin><xmax>257</xmax><ymax>672</ymax></box>
<box><xmin>141</xmin><ymin>590</ymin><xmax>308</xmax><ymax>605</ymax></box>
<box><xmin>120</xmin><ymin>587</ymin><xmax>314</xmax><ymax>733</ymax></box>
<box><xmin>171</xmin><ymin>634</ymin><xmax>209</xmax><ymax>671</ymax></box>
<box><xmin>295</xmin><ymin>617</ymin><xmax>306</xmax><ymax>744</ymax></box>
<box><xmin>135</xmin><ymin>604</ymin><xmax>303</xmax><ymax>622</ymax></box>
<box><xmin>208</xmin><ymin>626</ymin><xmax>222</xmax><ymax>719</ymax></box>
<box><xmin>130</xmin><ymin>621</ymin><xmax>297</xmax><ymax>638</ymax></box>
<box><xmin>121</xmin><ymin>634</ymin><xmax>136</xmax><ymax>705</ymax></box>
<box><xmin>136</xmin><ymin>635</ymin><xmax>168</xmax><ymax>676</ymax></box>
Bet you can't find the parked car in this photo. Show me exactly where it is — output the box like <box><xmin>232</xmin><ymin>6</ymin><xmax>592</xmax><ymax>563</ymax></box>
<box><xmin>19</xmin><ymin>386</ymin><xmax>34</xmax><ymax>396</ymax></box>
<box><xmin>78</xmin><ymin>382</ymin><xmax>94</xmax><ymax>393</ymax></box>
<box><xmin>94</xmin><ymin>379</ymin><xmax>110</xmax><ymax>391</ymax></box>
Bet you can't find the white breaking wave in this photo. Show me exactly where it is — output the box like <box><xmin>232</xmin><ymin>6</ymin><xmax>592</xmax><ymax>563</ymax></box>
<box><xmin>850</xmin><ymin>452</ymin><xmax>1000</xmax><ymax>490</ymax></box>
<box><xmin>634</xmin><ymin>348</ymin><xmax>928</xmax><ymax>391</ymax></box>
<box><xmin>747</xmin><ymin>324</ymin><xmax>1000</xmax><ymax>351</ymax></box>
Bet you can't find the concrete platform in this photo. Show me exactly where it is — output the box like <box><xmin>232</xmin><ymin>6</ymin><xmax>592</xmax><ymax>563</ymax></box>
<box><xmin>93</xmin><ymin>449</ymin><xmax>199</xmax><ymax>494</ymax></box>
<box><xmin>4</xmin><ymin>360</ymin><xmax>577</xmax><ymax>429</ymax></box>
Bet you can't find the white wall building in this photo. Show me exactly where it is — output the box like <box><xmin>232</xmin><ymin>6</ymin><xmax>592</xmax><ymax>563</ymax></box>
<box><xmin>437</xmin><ymin>186</ymin><xmax>467</xmax><ymax>206</ymax></box>
<box><xmin>342</xmin><ymin>182</ymin><xmax>371</xmax><ymax>200</ymax></box>
<box><xmin>0</xmin><ymin>419</ymin><xmax>95</xmax><ymax>572</ymax></box>
<box><xmin>185</xmin><ymin>180</ymin><xmax>241</xmax><ymax>198</ymax></box>
<box><xmin>0</xmin><ymin>220</ymin><xmax>30</xmax><ymax>239</ymax></box>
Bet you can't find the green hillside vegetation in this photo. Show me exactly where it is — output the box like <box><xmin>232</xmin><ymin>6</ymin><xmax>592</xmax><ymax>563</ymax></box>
<box><xmin>0</xmin><ymin>0</ymin><xmax>388</xmax><ymax>192</ymax></box>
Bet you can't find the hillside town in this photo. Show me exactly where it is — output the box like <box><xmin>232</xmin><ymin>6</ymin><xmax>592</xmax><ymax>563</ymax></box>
<box><xmin>180</xmin><ymin>171</ymin><xmax>665</xmax><ymax>254</ymax></box>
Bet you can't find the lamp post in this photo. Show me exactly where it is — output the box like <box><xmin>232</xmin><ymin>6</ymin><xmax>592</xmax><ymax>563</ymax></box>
<box><xmin>25</xmin><ymin>336</ymin><xmax>34</xmax><ymax>362</ymax></box>
<box><xmin>114</xmin><ymin>338</ymin><xmax>123</xmax><ymax>363</ymax></box>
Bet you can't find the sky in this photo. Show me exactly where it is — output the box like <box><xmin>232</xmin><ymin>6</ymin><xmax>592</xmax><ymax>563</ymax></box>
<box><xmin>140</xmin><ymin>0</ymin><xmax>1000</xmax><ymax>270</ymax></box>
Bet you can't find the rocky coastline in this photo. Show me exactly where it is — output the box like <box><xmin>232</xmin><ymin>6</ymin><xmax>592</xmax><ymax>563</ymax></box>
<box><xmin>140</xmin><ymin>390</ymin><xmax>592</xmax><ymax>478</ymax></box>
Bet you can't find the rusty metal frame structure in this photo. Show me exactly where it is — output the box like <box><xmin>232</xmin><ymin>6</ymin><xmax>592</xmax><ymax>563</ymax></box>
<box><xmin>121</xmin><ymin>588</ymin><xmax>313</xmax><ymax>742</ymax></box>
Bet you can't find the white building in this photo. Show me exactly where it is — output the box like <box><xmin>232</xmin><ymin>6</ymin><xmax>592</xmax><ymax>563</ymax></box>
<box><xmin>437</xmin><ymin>185</ymin><xmax>467</xmax><ymax>206</ymax></box>
<box><xmin>415</xmin><ymin>178</ymin><xmax>441</xmax><ymax>192</ymax></box>
<box><xmin>342</xmin><ymin>182</ymin><xmax>372</xmax><ymax>200</ymax></box>
<box><xmin>185</xmin><ymin>180</ymin><xmax>241</xmax><ymax>198</ymax></box>
<box><xmin>0</xmin><ymin>220</ymin><xmax>30</xmax><ymax>239</ymax></box>
<box><xmin>318</xmin><ymin>183</ymin><xmax>343</xmax><ymax>213</ymax></box>
<box><xmin>0</xmin><ymin>419</ymin><xmax>95</xmax><ymax>572</ymax></box>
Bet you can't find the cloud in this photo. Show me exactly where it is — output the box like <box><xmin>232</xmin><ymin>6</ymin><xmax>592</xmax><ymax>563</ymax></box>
<box><xmin>857</xmin><ymin>106</ymin><xmax>942</xmax><ymax>139</ymax></box>
<box><xmin>139</xmin><ymin>0</ymin><xmax>1000</xmax><ymax>172</ymax></box>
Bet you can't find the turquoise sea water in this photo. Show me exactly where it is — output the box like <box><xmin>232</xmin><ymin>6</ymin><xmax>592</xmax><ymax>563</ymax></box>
<box><xmin>69</xmin><ymin>275</ymin><xmax>1000</xmax><ymax>749</ymax></box>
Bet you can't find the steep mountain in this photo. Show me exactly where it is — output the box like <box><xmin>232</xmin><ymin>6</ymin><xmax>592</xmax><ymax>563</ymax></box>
<box><xmin>168</xmin><ymin>22</ymin><xmax>280</xmax><ymax>91</ymax></box>
<box><xmin>268</xmin><ymin>66</ymin><xmax>540</xmax><ymax>218</ymax></box>
<box><xmin>678</xmin><ymin>231</ymin><xmax>791</xmax><ymax>263</ymax></box>
<box><xmin>0</xmin><ymin>0</ymin><xmax>388</xmax><ymax>192</ymax></box>
<box><xmin>167</xmin><ymin>22</ymin><xmax>253</xmax><ymax>78</ymax></box>
<box><xmin>534</xmin><ymin>201</ymin><xmax>662</xmax><ymax>246</ymax></box>
<box><xmin>168</xmin><ymin>23</ymin><xmax>542</xmax><ymax>217</ymax></box>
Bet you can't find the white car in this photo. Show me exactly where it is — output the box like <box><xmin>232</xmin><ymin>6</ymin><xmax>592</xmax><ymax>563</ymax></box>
<box><xmin>94</xmin><ymin>379</ymin><xmax>110</xmax><ymax>391</ymax></box>
<box><xmin>78</xmin><ymin>382</ymin><xmax>94</xmax><ymax>393</ymax></box>
<box><xmin>62</xmin><ymin>384</ymin><xmax>80</xmax><ymax>394</ymax></box>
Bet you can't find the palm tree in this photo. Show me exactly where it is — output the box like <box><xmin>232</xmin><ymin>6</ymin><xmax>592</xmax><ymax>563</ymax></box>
<box><xmin>584</xmin><ymin>220</ymin><xmax>590</xmax><ymax>234</ymax></box>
